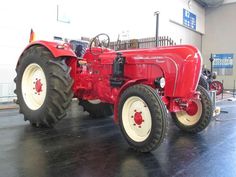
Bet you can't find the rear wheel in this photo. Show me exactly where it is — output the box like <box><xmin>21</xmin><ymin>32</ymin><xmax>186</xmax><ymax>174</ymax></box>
<box><xmin>14</xmin><ymin>46</ymin><xmax>73</xmax><ymax>127</ymax></box>
<box><xmin>118</xmin><ymin>84</ymin><xmax>167</xmax><ymax>152</ymax></box>
<box><xmin>172</xmin><ymin>86</ymin><xmax>213</xmax><ymax>133</ymax></box>
<box><xmin>79</xmin><ymin>100</ymin><xmax>113</xmax><ymax>118</ymax></box>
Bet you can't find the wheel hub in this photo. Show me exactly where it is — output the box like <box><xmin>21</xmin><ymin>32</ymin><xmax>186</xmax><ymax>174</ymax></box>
<box><xmin>34</xmin><ymin>78</ymin><xmax>43</xmax><ymax>94</ymax></box>
<box><xmin>186</xmin><ymin>101</ymin><xmax>198</xmax><ymax>116</ymax></box>
<box><xmin>176</xmin><ymin>99</ymin><xmax>202</xmax><ymax>126</ymax></box>
<box><xmin>134</xmin><ymin>111</ymin><xmax>143</xmax><ymax>125</ymax></box>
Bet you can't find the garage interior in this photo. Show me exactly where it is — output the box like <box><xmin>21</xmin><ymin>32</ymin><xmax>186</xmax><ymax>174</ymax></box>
<box><xmin>0</xmin><ymin>0</ymin><xmax>236</xmax><ymax>177</ymax></box>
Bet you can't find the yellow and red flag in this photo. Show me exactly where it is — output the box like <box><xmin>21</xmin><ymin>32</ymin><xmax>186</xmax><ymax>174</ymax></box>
<box><xmin>29</xmin><ymin>28</ymin><xmax>35</xmax><ymax>43</ymax></box>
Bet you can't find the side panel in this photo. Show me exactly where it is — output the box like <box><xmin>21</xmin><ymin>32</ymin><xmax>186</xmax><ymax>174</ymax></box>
<box><xmin>123</xmin><ymin>56</ymin><xmax>178</xmax><ymax>97</ymax></box>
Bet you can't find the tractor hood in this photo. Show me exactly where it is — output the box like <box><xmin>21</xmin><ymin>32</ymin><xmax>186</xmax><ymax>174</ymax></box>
<box><xmin>101</xmin><ymin>45</ymin><xmax>202</xmax><ymax>98</ymax></box>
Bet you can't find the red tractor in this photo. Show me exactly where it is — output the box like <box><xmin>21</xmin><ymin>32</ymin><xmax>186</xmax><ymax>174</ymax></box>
<box><xmin>15</xmin><ymin>33</ymin><xmax>213</xmax><ymax>152</ymax></box>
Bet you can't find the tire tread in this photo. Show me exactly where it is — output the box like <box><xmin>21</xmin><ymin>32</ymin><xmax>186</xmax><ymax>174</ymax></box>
<box><xmin>14</xmin><ymin>45</ymin><xmax>73</xmax><ymax>128</ymax></box>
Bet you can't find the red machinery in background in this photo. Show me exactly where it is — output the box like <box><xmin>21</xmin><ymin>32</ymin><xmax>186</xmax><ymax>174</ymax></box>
<box><xmin>201</xmin><ymin>68</ymin><xmax>223</xmax><ymax>95</ymax></box>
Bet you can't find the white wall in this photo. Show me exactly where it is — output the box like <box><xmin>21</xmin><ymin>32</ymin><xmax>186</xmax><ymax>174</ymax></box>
<box><xmin>168</xmin><ymin>0</ymin><xmax>205</xmax><ymax>34</ymax></box>
<box><xmin>0</xmin><ymin>0</ymin><xmax>63</xmax><ymax>102</ymax></box>
<box><xmin>0</xmin><ymin>0</ymin><xmax>206</xmax><ymax>43</ymax></box>
<box><xmin>0</xmin><ymin>0</ymin><xmax>206</xmax><ymax>44</ymax></box>
<box><xmin>202</xmin><ymin>3</ymin><xmax>236</xmax><ymax>90</ymax></box>
<box><xmin>0</xmin><ymin>1</ymin><xmax>31</xmax><ymax>101</ymax></box>
<box><xmin>58</xmin><ymin>0</ymin><xmax>205</xmax><ymax>43</ymax></box>
<box><xmin>156</xmin><ymin>0</ymin><xmax>205</xmax><ymax>49</ymax></box>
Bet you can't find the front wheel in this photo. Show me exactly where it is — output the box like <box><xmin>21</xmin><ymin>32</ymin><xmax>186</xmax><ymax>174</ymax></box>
<box><xmin>171</xmin><ymin>86</ymin><xmax>213</xmax><ymax>133</ymax></box>
<box><xmin>118</xmin><ymin>84</ymin><xmax>167</xmax><ymax>152</ymax></box>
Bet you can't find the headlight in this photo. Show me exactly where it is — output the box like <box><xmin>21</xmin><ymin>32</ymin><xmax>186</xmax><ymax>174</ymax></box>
<box><xmin>154</xmin><ymin>77</ymin><xmax>166</xmax><ymax>88</ymax></box>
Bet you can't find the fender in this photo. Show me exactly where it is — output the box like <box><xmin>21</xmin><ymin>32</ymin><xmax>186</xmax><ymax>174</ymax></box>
<box><xmin>113</xmin><ymin>78</ymin><xmax>147</xmax><ymax>123</ymax></box>
<box><xmin>17</xmin><ymin>40</ymin><xmax>77</xmax><ymax>66</ymax></box>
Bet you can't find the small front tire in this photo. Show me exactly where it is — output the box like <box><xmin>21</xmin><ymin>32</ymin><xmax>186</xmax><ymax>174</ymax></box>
<box><xmin>171</xmin><ymin>86</ymin><xmax>213</xmax><ymax>133</ymax></box>
<box><xmin>118</xmin><ymin>84</ymin><xmax>167</xmax><ymax>152</ymax></box>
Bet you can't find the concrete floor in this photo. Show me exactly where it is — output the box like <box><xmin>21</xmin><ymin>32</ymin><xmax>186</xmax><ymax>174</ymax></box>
<box><xmin>0</xmin><ymin>100</ymin><xmax>236</xmax><ymax>177</ymax></box>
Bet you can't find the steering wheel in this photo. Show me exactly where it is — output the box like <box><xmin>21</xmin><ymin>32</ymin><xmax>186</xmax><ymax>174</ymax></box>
<box><xmin>89</xmin><ymin>33</ymin><xmax>110</xmax><ymax>55</ymax></box>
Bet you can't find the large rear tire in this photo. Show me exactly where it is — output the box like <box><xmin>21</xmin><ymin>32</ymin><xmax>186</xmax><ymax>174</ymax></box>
<box><xmin>14</xmin><ymin>46</ymin><xmax>73</xmax><ymax>127</ymax></box>
<box><xmin>79</xmin><ymin>100</ymin><xmax>113</xmax><ymax>118</ymax></box>
<box><xmin>118</xmin><ymin>84</ymin><xmax>167</xmax><ymax>152</ymax></box>
<box><xmin>171</xmin><ymin>86</ymin><xmax>213</xmax><ymax>133</ymax></box>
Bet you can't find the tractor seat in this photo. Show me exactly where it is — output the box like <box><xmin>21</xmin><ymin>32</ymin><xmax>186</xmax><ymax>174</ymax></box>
<box><xmin>75</xmin><ymin>45</ymin><xmax>83</xmax><ymax>57</ymax></box>
<box><xmin>69</xmin><ymin>40</ymin><xmax>88</xmax><ymax>58</ymax></box>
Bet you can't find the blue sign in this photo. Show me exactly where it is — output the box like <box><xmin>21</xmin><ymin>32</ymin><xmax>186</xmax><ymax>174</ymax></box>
<box><xmin>213</xmin><ymin>53</ymin><xmax>234</xmax><ymax>69</ymax></box>
<box><xmin>183</xmin><ymin>9</ymin><xmax>196</xmax><ymax>30</ymax></box>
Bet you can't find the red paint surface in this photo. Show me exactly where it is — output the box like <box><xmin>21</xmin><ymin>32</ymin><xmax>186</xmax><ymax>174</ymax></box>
<box><xmin>186</xmin><ymin>101</ymin><xmax>198</xmax><ymax>116</ymax></box>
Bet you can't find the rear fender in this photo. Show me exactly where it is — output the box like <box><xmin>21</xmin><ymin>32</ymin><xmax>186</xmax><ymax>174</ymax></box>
<box><xmin>16</xmin><ymin>40</ymin><xmax>77</xmax><ymax>67</ymax></box>
<box><xmin>113</xmin><ymin>78</ymin><xmax>147</xmax><ymax>123</ymax></box>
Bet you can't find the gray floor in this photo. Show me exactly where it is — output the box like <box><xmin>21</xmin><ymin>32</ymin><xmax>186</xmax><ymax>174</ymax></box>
<box><xmin>0</xmin><ymin>100</ymin><xmax>236</xmax><ymax>177</ymax></box>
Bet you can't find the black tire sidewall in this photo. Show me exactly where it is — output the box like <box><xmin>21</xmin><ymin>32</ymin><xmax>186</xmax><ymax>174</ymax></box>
<box><xmin>118</xmin><ymin>85</ymin><xmax>166</xmax><ymax>150</ymax></box>
<box><xmin>16</xmin><ymin>50</ymin><xmax>51</xmax><ymax>123</ymax></box>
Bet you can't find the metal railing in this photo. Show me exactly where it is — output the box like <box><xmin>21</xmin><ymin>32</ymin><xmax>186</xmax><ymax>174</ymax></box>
<box><xmin>109</xmin><ymin>36</ymin><xmax>176</xmax><ymax>50</ymax></box>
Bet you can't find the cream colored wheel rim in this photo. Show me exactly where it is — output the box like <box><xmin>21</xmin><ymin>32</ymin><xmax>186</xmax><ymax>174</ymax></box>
<box><xmin>122</xmin><ymin>96</ymin><xmax>152</xmax><ymax>142</ymax></box>
<box><xmin>21</xmin><ymin>63</ymin><xmax>47</xmax><ymax>110</ymax></box>
<box><xmin>176</xmin><ymin>100</ymin><xmax>202</xmax><ymax>126</ymax></box>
